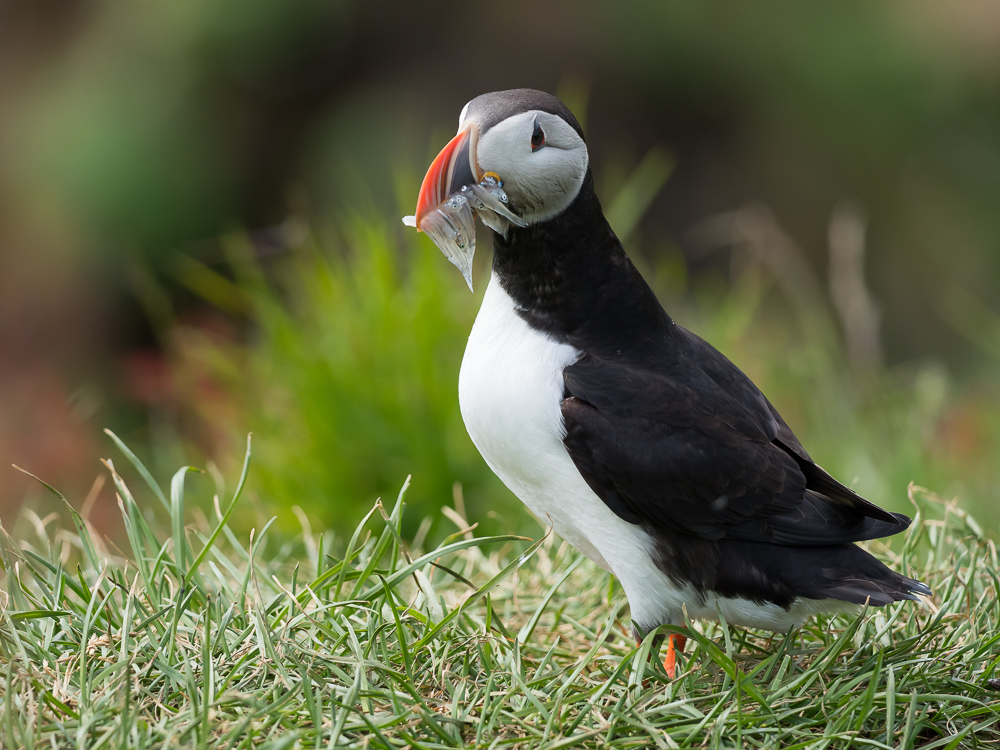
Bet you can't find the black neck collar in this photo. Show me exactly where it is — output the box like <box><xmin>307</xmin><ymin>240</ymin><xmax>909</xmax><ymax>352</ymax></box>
<box><xmin>490</xmin><ymin>170</ymin><xmax>674</xmax><ymax>357</ymax></box>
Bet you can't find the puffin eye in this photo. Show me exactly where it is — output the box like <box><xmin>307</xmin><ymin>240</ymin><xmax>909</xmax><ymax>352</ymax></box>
<box><xmin>530</xmin><ymin>121</ymin><xmax>546</xmax><ymax>151</ymax></box>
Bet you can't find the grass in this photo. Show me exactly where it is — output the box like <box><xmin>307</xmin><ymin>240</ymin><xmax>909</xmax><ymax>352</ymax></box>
<box><xmin>2</xmin><ymin>435</ymin><xmax>999</xmax><ymax>749</ymax></box>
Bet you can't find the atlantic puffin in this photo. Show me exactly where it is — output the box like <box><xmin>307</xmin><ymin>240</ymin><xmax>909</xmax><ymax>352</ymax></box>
<box><xmin>404</xmin><ymin>89</ymin><xmax>930</xmax><ymax>675</ymax></box>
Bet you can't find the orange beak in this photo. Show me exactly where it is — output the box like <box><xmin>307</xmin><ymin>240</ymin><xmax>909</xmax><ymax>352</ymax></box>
<box><xmin>414</xmin><ymin>126</ymin><xmax>478</xmax><ymax>229</ymax></box>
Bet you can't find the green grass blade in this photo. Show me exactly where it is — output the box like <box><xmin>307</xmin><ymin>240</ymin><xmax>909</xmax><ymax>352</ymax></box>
<box><xmin>104</xmin><ymin>428</ymin><xmax>170</xmax><ymax>512</ymax></box>
<box><xmin>170</xmin><ymin>466</ymin><xmax>201</xmax><ymax>577</ymax></box>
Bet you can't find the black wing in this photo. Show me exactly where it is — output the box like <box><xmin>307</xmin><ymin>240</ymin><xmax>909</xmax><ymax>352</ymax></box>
<box><xmin>561</xmin><ymin>326</ymin><xmax>907</xmax><ymax>546</ymax></box>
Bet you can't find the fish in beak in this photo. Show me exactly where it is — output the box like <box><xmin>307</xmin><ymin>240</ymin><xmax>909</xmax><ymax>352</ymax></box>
<box><xmin>403</xmin><ymin>125</ymin><xmax>524</xmax><ymax>291</ymax></box>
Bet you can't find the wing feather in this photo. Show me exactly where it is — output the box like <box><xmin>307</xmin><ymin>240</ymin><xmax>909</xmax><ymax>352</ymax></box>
<box><xmin>561</xmin><ymin>329</ymin><xmax>908</xmax><ymax>546</ymax></box>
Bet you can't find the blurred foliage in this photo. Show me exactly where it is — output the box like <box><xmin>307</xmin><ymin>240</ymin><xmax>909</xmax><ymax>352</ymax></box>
<box><xmin>157</xmin><ymin>219</ymin><xmax>503</xmax><ymax>537</ymax></box>
<box><xmin>2</xmin><ymin>0</ymin><xmax>1000</xmax><ymax>535</ymax></box>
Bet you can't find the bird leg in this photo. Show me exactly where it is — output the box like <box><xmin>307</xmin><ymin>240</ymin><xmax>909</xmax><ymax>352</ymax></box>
<box><xmin>634</xmin><ymin>627</ymin><xmax>689</xmax><ymax>680</ymax></box>
<box><xmin>663</xmin><ymin>633</ymin><xmax>688</xmax><ymax>678</ymax></box>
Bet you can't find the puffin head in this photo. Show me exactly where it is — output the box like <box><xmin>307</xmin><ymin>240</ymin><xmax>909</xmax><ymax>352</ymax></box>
<box><xmin>404</xmin><ymin>89</ymin><xmax>590</xmax><ymax>290</ymax></box>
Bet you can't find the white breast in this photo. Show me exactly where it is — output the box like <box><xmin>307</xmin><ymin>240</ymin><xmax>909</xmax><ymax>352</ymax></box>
<box><xmin>458</xmin><ymin>277</ymin><xmax>583</xmax><ymax>543</ymax></box>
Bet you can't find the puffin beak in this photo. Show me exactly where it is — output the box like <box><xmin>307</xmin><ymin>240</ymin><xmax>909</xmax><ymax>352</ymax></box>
<box><xmin>414</xmin><ymin>126</ymin><xmax>478</xmax><ymax>227</ymax></box>
<box><xmin>404</xmin><ymin>123</ymin><xmax>522</xmax><ymax>292</ymax></box>
<box><xmin>405</xmin><ymin>125</ymin><xmax>480</xmax><ymax>291</ymax></box>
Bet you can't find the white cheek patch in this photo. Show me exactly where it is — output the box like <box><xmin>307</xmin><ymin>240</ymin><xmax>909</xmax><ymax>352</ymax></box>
<box><xmin>458</xmin><ymin>100</ymin><xmax>471</xmax><ymax>132</ymax></box>
<box><xmin>476</xmin><ymin>111</ymin><xmax>589</xmax><ymax>224</ymax></box>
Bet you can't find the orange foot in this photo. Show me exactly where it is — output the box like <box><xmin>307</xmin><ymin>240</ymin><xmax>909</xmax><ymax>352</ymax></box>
<box><xmin>663</xmin><ymin>633</ymin><xmax>688</xmax><ymax>678</ymax></box>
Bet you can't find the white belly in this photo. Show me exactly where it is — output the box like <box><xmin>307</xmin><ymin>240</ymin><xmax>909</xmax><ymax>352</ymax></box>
<box><xmin>457</xmin><ymin>274</ymin><xmax>849</xmax><ymax>633</ymax></box>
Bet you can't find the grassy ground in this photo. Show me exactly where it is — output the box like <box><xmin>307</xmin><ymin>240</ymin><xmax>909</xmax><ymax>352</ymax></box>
<box><xmin>1</xmin><ymin>436</ymin><xmax>998</xmax><ymax>749</ymax></box>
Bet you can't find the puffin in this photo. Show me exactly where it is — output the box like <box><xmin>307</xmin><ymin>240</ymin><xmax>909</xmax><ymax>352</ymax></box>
<box><xmin>404</xmin><ymin>89</ymin><xmax>930</xmax><ymax>676</ymax></box>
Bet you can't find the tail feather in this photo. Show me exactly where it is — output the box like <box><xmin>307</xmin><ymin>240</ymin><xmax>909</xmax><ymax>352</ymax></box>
<box><xmin>714</xmin><ymin>539</ymin><xmax>932</xmax><ymax>609</ymax></box>
<box><xmin>819</xmin><ymin>555</ymin><xmax>932</xmax><ymax>606</ymax></box>
<box><xmin>822</xmin><ymin>571</ymin><xmax>931</xmax><ymax>607</ymax></box>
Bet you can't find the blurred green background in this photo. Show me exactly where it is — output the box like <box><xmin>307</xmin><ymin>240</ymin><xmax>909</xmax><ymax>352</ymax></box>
<box><xmin>2</xmin><ymin>0</ymin><xmax>999</xmax><ymax>541</ymax></box>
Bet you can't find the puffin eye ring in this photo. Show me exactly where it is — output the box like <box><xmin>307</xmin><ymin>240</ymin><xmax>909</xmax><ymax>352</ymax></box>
<box><xmin>530</xmin><ymin>121</ymin><xmax>546</xmax><ymax>151</ymax></box>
